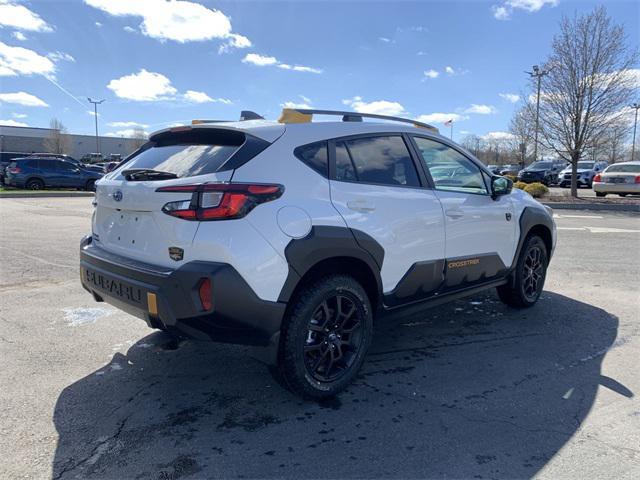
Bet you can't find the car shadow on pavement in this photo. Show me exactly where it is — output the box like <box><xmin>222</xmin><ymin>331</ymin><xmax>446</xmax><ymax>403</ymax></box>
<box><xmin>51</xmin><ymin>291</ymin><xmax>629</xmax><ymax>479</ymax></box>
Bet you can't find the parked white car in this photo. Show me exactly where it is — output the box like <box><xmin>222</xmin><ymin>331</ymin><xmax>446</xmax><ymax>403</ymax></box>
<box><xmin>80</xmin><ymin>108</ymin><xmax>556</xmax><ymax>398</ymax></box>
<box><xmin>593</xmin><ymin>161</ymin><xmax>640</xmax><ymax>197</ymax></box>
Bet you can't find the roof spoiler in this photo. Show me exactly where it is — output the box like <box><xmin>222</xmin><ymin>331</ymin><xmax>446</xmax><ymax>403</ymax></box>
<box><xmin>277</xmin><ymin>108</ymin><xmax>439</xmax><ymax>133</ymax></box>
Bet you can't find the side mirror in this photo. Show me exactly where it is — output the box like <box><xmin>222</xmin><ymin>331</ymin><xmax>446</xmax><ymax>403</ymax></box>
<box><xmin>491</xmin><ymin>176</ymin><xmax>513</xmax><ymax>199</ymax></box>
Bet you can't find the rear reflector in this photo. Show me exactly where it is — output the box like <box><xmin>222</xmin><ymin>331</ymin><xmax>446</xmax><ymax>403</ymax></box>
<box><xmin>198</xmin><ymin>278</ymin><xmax>212</xmax><ymax>311</ymax></box>
<box><xmin>635</xmin><ymin>175</ymin><xmax>640</xmax><ymax>184</ymax></box>
<box><xmin>157</xmin><ymin>183</ymin><xmax>284</xmax><ymax>221</ymax></box>
<box><xmin>147</xmin><ymin>292</ymin><xmax>158</xmax><ymax>316</ymax></box>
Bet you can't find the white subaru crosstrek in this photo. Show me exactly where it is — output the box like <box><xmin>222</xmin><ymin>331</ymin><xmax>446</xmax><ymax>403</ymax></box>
<box><xmin>80</xmin><ymin>108</ymin><xmax>556</xmax><ymax>398</ymax></box>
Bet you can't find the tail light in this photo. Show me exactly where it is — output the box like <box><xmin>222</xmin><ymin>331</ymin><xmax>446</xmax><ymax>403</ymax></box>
<box><xmin>8</xmin><ymin>167</ymin><xmax>21</xmax><ymax>174</ymax></box>
<box><xmin>198</xmin><ymin>278</ymin><xmax>212</xmax><ymax>311</ymax></box>
<box><xmin>635</xmin><ymin>175</ymin><xmax>640</xmax><ymax>184</ymax></box>
<box><xmin>593</xmin><ymin>173</ymin><xmax>601</xmax><ymax>182</ymax></box>
<box><xmin>156</xmin><ymin>183</ymin><xmax>284</xmax><ymax>221</ymax></box>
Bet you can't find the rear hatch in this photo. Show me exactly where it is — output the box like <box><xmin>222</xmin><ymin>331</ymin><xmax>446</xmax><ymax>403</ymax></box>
<box><xmin>92</xmin><ymin>126</ymin><xmax>273</xmax><ymax>267</ymax></box>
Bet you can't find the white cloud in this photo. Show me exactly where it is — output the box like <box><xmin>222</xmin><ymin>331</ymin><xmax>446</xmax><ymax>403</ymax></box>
<box><xmin>464</xmin><ymin>104</ymin><xmax>497</xmax><ymax>114</ymax></box>
<box><xmin>0</xmin><ymin>42</ymin><xmax>55</xmax><ymax>77</ymax></box>
<box><xmin>84</xmin><ymin>0</ymin><xmax>249</xmax><ymax>50</ymax></box>
<box><xmin>183</xmin><ymin>90</ymin><xmax>232</xmax><ymax>104</ymax></box>
<box><xmin>123</xmin><ymin>26</ymin><xmax>136</xmax><ymax>33</ymax></box>
<box><xmin>378</xmin><ymin>37</ymin><xmax>392</xmax><ymax>43</ymax></box>
<box><xmin>445</xmin><ymin>66</ymin><xmax>455</xmax><ymax>75</ymax></box>
<box><xmin>492</xmin><ymin>0</ymin><xmax>558</xmax><ymax>20</ymax></box>
<box><xmin>342</xmin><ymin>96</ymin><xmax>406</xmax><ymax>116</ymax></box>
<box><xmin>0</xmin><ymin>119</ymin><xmax>28</xmax><ymax>127</ymax></box>
<box><xmin>242</xmin><ymin>53</ymin><xmax>278</xmax><ymax>66</ymax></box>
<box><xmin>482</xmin><ymin>131</ymin><xmax>515</xmax><ymax>142</ymax></box>
<box><xmin>105</xmin><ymin>128</ymin><xmax>149</xmax><ymax>138</ymax></box>
<box><xmin>417</xmin><ymin>51</ymin><xmax>427</xmax><ymax>56</ymax></box>
<box><xmin>415</xmin><ymin>113</ymin><xmax>468</xmax><ymax>124</ymax></box>
<box><xmin>95</xmin><ymin>21</ymin><xmax>103</xmax><ymax>27</ymax></box>
<box><xmin>0</xmin><ymin>1</ymin><xmax>53</xmax><ymax>32</ymax></box>
<box><xmin>183</xmin><ymin>90</ymin><xmax>214</xmax><ymax>103</ymax></box>
<box><xmin>107</xmin><ymin>69</ymin><xmax>177</xmax><ymax>101</ymax></box>
<box><xmin>12</xmin><ymin>112</ymin><xmax>27</xmax><ymax>118</ymax></box>
<box><xmin>47</xmin><ymin>51</ymin><xmax>75</xmax><ymax>63</ymax></box>
<box><xmin>86</xmin><ymin>110</ymin><xmax>100</xmax><ymax>117</ymax></box>
<box><xmin>499</xmin><ymin>93</ymin><xmax>520</xmax><ymax>103</ymax></box>
<box><xmin>242</xmin><ymin>53</ymin><xmax>322</xmax><ymax>74</ymax></box>
<box><xmin>107</xmin><ymin>121</ymin><xmax>150</xmax><ymax>128</ymax></box>
<box><xmin>218</xmin><ymin>33</ymin><xmax>252</xmax><ymax>54</ymax></box>
<box><xmin>12</xmin><ymin>31</ymin><xmax>26</xmax><ymax>41</ymax></box>
<box><xmin>424</xmin><ymin>69</ymin><xmax>439</xmax><ymax>79</ymax></box>
<box><xmin>282</xmin><ymin>95</ymin><xmax>313</xmax><ymax>110</ymax></box>
<box><xmin>0</xmin><ymin>91</ymin><xmax>48</xmax><ymax>107</ymax></box>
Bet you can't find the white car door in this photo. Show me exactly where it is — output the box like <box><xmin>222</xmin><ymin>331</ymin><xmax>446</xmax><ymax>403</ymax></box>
<box><xmin>410</xmin><ymin>136</ymin><xmax>517</xmax><ymax>290</ymax></box>
<box><xmin>328</xmin><ymin>134</ymin><xmax>446</xmax><ymax>305</ymax></box>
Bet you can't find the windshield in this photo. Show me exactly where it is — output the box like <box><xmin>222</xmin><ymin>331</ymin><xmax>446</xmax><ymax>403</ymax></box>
<box><xmin>116</xmin><ymin>144</ymin><xmax>239</xmax><ymax>179</ymax></box>
<box><xmin>577</xmin><ymin>161</ymin><xmax>595</xmax><ymax>169</ymax></box>
<box><xmin>526</xmin><ymin>162</ymin><xmax>552</xmax><ymax>170</ymax></box>
<box><xmin>606</xmin><ymin>164</ymin><xmax>640</xmax><ymax>173</ymax></box>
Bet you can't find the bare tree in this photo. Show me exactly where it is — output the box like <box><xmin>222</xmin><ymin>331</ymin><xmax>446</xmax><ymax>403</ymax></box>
<box><xmin>535</xmin><ymin>6</ymin><xmax>638</xmax><ymax>197</ymax></box>
<box><xmin>43</xmin><ymin>118</ymin><xmax>72</xmax><ymax>155</ymax></box>
<box><xmin>460</xmin><ymin>134</ymin><xmax>482</xmax><ymax>157</ymax></box>
<box><xmin>131</xmin><ymin>126</ymin><xmax>148</xmax><ymax>150</ymax></box>
<box><xmin>509</xmin><ymin>103</ymin><xmax>536</xmax><ymax>168</ymax></box>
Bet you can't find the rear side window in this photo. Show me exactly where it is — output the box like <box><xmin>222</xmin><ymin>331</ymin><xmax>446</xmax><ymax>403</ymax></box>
<box><xmin>294</xmin><ymin>141</ymin><xmax>328</xmax><ymax>177</ymax></box>
<box><xmin>343</xmin><ymin>136</ymin><xmax>420</xmax><ymax>187</ymax></box>
<box><xmin>335</xmin><ymin>142</ymin><xmax>357</xmax><ymax>181</ymax></box>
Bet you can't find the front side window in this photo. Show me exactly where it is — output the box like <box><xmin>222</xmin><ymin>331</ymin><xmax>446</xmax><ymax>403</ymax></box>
<box><xmin>340</xmin><ymin>136</ymin><xmax>420</xmax><ymax>187</ymax></box>
<box><xmin>413</xmin><ymin>137</ymin><xmax>488</xmax><ymax>194</ymax></box>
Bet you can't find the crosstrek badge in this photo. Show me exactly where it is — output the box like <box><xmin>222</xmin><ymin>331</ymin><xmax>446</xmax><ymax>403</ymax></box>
<box><xmin>168</xmin><ymin>247</ymin><xmax>184</xmax><ymax>261</ymax></box>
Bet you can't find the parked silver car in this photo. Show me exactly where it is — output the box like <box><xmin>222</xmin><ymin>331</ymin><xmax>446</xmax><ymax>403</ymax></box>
<box><xmin>592</xmin><ymin>161</ymin><xmax>640</xmax><ymax>197</ymax></box>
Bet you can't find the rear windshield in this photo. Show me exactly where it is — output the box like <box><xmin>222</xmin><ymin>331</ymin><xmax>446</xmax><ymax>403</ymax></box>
<box><xmin>606</xmin><ymin>164</ymin><xmax>640</xmax><ymax>173</ymax></box>
<box><xmin>117</xmin><ymin>144</ymin><xmax>239</xmax><ymax>179</ymax></box>
<box><xmin>116</xmin><ymin>129</ymin><xmax>246</xmax><ymax>179</ymax></box>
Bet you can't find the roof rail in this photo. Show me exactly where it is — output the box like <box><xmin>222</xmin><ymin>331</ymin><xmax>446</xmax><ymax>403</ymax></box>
<box><xmin>278</xmin><ymin>108</ymin><xmax>439</xmax><ymax>133</ymax></box>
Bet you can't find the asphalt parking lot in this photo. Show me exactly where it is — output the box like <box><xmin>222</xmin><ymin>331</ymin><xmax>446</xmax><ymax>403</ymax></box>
<box><xmin>1</xmin><ymin>198</ymin><xmax>639</xmax><ymax>479</ymax></box>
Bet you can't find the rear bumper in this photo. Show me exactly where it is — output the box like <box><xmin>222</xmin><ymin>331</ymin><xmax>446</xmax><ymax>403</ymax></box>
<box><xmin>593</xmin><ymin>183</ymin><xmax>640</xmax><ymax>194</ymax></box>
<box><xmin>79</xmin><ymin>236</ymin><xmax>286</xmax><ymax>353</ymax></box>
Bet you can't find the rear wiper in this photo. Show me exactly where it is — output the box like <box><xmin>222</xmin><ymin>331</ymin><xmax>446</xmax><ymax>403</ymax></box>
<box><xmin>122</xmin><ymin>168</ymin><xmax>178</xmax><ymax>181</ymax></box>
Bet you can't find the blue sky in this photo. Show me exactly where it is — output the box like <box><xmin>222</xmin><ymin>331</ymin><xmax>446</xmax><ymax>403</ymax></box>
<box><xmin>0</xmin><ymin>0</ymin><xmax>638</xmax><ymax>142</ymax></box>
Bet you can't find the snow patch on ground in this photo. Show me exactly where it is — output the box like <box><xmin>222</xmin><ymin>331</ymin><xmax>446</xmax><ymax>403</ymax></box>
<box><xmin>63</xmin><ymin>307</ymin><xmax>114</xmax><ymax>326</ymax></box>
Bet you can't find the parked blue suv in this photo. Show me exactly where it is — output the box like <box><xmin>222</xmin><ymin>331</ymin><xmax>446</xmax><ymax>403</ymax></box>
<box><xmin>5</xmin><ymin>158</ymin><xmax>103</xmax><ymax>190</ymax></box>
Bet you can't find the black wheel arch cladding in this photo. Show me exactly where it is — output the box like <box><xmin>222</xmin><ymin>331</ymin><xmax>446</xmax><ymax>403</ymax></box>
<box><xmin>277</xmin><ymin>226</ymin><xmax>384</xmax><ymax>304</ymax></box>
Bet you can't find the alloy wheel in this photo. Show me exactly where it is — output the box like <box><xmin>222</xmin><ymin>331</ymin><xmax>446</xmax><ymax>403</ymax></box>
<box><xmin>304</xmin><ymin>293</ymin><xmax>364</xmax><ymax>382</ymax></box>
<box><xmin>522</xmin><ymin>246</ymin><xmax>544</xmax><ymax>301</ymax></box>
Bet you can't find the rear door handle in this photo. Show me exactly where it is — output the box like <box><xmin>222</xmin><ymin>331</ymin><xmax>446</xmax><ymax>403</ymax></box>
<box><xmin>347</xmin><ymin>200</ymin><xmax>376</xmax><ymax>213</ymax></box>
<box><xmin>445</xmin><ymin>209</ymin><xmax>464</xmax><ymax>219</ymax></box>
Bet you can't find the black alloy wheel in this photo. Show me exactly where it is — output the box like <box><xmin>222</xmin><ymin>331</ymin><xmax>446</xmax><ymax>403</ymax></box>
<box><xmin>304</xmin><ymin>293</ymin><xmax>364</xmax><ymax>383</ymax></box>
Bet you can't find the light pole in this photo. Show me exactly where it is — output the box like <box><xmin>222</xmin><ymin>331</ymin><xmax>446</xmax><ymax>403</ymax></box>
<box><xmin>631</xmin><ymin>103</ymin><xmax>640</xmax><ymax>161</ymax></box>
<box><xmin>526</xmin><ymin>65</ymin><xmax>550</xmax><ymax>163</ymax></box>
<box><xmin>87</xmin><ymin>98</ymin><xmax>104</xmax><ymax>154</ymax></box>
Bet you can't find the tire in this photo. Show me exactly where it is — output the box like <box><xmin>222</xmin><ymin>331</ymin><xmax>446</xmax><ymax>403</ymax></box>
<box><xmin>85</xmin><ymin>179</ymin><xmax>96</xmax><ymax>191</ymax></box>
<box><xmin>26</xmin><ymin>178</ymin><xmax>44</xmax><ymax>190</ymax></box>
<box><xmin>276</xmin><ymin>275</ymin><xmax>373</xmax><ymax>399</ymax></box>
<box><xmin>596</xmin><ymin>192</ymin><xmax>606</xmax><ymax>197</ymax></box>
<box><xmin>560</xmin><ymin>182</ymin><xmax>567</xmax><ymax>188</ymax></box>
<box><xmin>497</xmin><ymin>235</ymin><xmax>548</xmax><ymax>308</ymax></box>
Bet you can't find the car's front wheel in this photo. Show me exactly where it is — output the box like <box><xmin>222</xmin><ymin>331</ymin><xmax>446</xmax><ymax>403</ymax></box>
<box><xmin>497</xmin><ymin>235</ymin><xmax>548</xmax><ymax>308</ymax></box>
<box><xmin>85</xmin><ymin>179</ymin><xmax>96</xmax><ymax>191</ymax></box>
<box><xmin>276</xmin><ymin>275</ymin><xmax>373</xmax><ymax>399</ymax></box>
